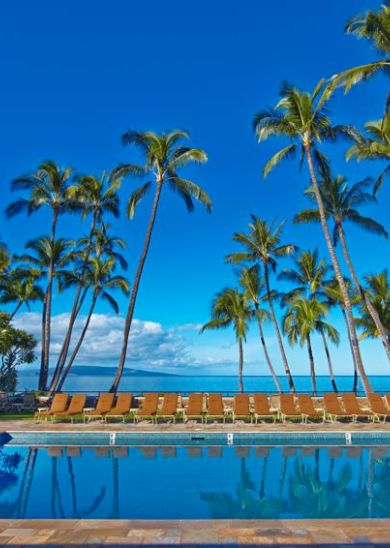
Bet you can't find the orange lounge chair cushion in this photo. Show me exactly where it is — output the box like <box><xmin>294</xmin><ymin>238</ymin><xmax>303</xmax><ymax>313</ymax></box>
<box><xmin>55</xmin><ymin>395</ymin><xmax>87</xmax><ymax>416</ymax></box>
<box><xmin>85</xmin><ymin>393</ymin><xmax>115</xmax><ymax>416</ymax></box>
<box><xmin>186</xmin><ymin>393</ymin><xmax>204</xmax><ymax>416</ymax></box>
<box><xmin>158</xmin><ymin>394</ymin><xmax>178</xmax><ymax>416</ymax></box>
<box><xmin>106</xmin><ymin>393</ymin><xmax>132</xmax><ymax>415</ymax></box>
<box><xmin>208</xmin><ymin>394</ymin><xmax>224</xmax><ymax>416</ymax></box>
<box><xmin>280</xmin><ymin>394</ymin><xmax>300</xmax><ymax>416</ymax></box>
<box><xmin>233</xmin><ymin>394</ymin><xmax>250</xmax><ymax>415</ymax></box>
<box><xmin>140</xmin><ymin>393</ymin><xmax>159</xmax><ymax>416</ymax></box>
<box><xmin>253</xmin><ymin>394</ymin><xmax>273</xmax><ymax>415</ymax></box>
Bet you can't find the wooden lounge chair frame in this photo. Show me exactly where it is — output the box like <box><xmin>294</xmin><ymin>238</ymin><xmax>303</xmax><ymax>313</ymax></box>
<box><xmin>341</xmin><ymin>393</ymin><xmax>373</xmax><ymax>423</ymax></box>
<box><xmin>84</xmin><ymin>393</ymin><xmax>115</xmax><ymax>422</ymax></box>
<box><xmin>323</xmin><ymin>393</ymin><xmax>352</xmax><ymax>422</ymax></box>
<box><xmin>105</xmin><ymin>393</ymin><xmax>133</xmax><ymax>423</ymax></box>
<box><xmin>253</xmin><ymin>394</ymin><xmax>275</xmax><ymax>424</ymax></box>
<box><xmin>232</xmin><ymin>394</ymin><xmax>252</xmax><ymax>423</ymax></box>
<box><xmin>204</xmin><ymin>394</ymin><xmax>226</xmax><ymax>423</ymax></box>
<box><xmin>279</xmin><ymin>394</ymin><xmax>302</xmax><ymax>423</ymax></box>
<box><xmin>297</xmin><ymin>394</ymin><xmax>324</xmax><ymax>424</ymax></box>
<box><xmin>155</xmin><ymin>394</ymin><xmax>179</xmax><ymax>423</ymax></box>
<box><xmin>183</xmin><ymin>393</ymin><xmax>204</xmax><ymax>423</ymax></box>
<box><xmin>52</xmin><ymin>394</ymin><xmax>87</xmax><ymax>423</ymax></box>
<box><xmin>134</xmin><ymin>393</ymin><xmax>159</xmax><ymax>423</ymax></box>
<box><xmin>35</xmin><ymin>393</ymin><xmax>69</xmax><ymax>422</ymax></box>
<box><xmin>368</xmin><ymin>393</ymin><xmax>390</xmax><ymax>423</ymax></box>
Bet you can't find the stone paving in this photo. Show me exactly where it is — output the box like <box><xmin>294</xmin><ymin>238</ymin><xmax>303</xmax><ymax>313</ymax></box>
<box><xmin>1</xmin><ymin>518</ymin><xmax>390</xmax><ymax>545</ymax></box>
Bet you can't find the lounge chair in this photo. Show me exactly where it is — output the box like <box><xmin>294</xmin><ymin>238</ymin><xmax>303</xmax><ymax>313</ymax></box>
<box><xmin>135</xmin><ymin>393</ymin><xmax>159</xmax><ymax>423</ymax></box>
<box><xmin>279</xmin><ymin>394</ymin><xmax>301</xmax><ymax>423</ymax></box>
<box><xmin>297</xmin><ymin>394</ymin><xmax>323</xmax><ymax>423</ymax></box>
<box><xmin>323</xmin><ymin>393</ymin><xmax>351</xmax><ymax>422</ymax></box>
<box><xmin>53</xmin><ymin>394</ymin><xmax>87</xmax><ymax>423</ymax></box>
<box><xmin>105</xmin><ymin>393</ymin><xmax>133</xmax><ymax>423</ymax></box>
<box><xmin>341</xmin><ymin>393</ymin><xmax>373</xmax><ymax>422</ymax></box>
<box><xmin>368</xmin><ymin>393</ymin><xmax>390</xmax><ymax>422</ymax></box>
<box><xmin>232</xmin><ymin>394</ymin><xmax>252</xmax><ymax>423</ymax></box>
<box><xmin>204</xmin><ymin>393</ymin><xmax>226</xmax><ymax>423</ymax></box>
<box><xmin>253</xmin><ymin>394</ymin><xmax>275</xmax><ymax>423</ymax></box>
<box><xmin>184</xmin><ymin>393</ymin><xmax>204</xmax><ymax>423</ymax></box>
<box><xmin>155</xmin><ymin>393</ymin><xmax>178</xmax><ymax>423</ymax></box>
<box><xmin>35</xmin><ymin>393</ymin><xmax>69</xmax><ymax>422</ymax></box>
<box><xmin>84</xmin><ymin>393</ymin><xmax>115</xmax><ymax>422</ymax></box>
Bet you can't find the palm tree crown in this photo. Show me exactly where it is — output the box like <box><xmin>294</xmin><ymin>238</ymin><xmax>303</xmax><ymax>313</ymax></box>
<box><xmin>356</xmin><ymin>270</ymin><xmax>390</xmax><ymax>342</ymax></box>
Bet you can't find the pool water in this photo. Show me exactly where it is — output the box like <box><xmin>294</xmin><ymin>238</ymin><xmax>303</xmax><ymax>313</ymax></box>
<box><xmin>1</xmin><ymin>442</ymin><xmax>390</xmax><ymax>519</ymax></box>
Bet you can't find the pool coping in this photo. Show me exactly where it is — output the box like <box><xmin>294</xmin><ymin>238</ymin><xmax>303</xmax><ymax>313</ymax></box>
<box><xmin>1</xmin><ymin>518</ymin><xmax>390</xmax><ymax>545</ymax></box>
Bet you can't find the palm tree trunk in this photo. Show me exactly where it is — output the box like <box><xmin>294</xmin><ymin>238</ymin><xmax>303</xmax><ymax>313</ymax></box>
<box><xmin>110</xmin><ymin>181</ymin><xmax>163</xmax><ymax>393</ymax></box>
<box><xmin>337</xmin><ymin>223</ymin><xmax>390</xmax><ymax>362</ymax></box>
<box><xmin>238</xmin><ymin>337</ymin><xmax>244</xmax><ymax>393</ymax></box>
<box><xmin>263</xmin><ymin>262</ymin><xmax>295</xmax><ymax>392</ymax></box>
<box><xmin>319</xmin><ymin>326</ymin><xmax>338</xmax><ymax>392</ymax></box>
<box><xmin>255</xmin><ymin>306</ymin><xmax>282</xmax><ymax>392</ymax></box>
<box><xmin>305</xmin><ymin>145</ymin><xmax>372</xmax><ymax>393</ymax></box>
<box><xmin>38</xmin><ymin>289</ymin><xmax>48</xmax><ymax>391</ymax></box>
<box><xmin>307</xmin><ymin>334</ymin><xmax>317</xmax><ymax>395</ymax></box>
<box><xmin>39</xmin><ymin>208</ymin><xmax>58</xmax><ymax>391</ymax></box>
<box><xmin>56</xmin><ymin>291</ymin><xmax>99</xmax><ymax>392</ymax></box>
<box><xmin>341</xmin><ymin>307</ymin><xmax>358</xmax><ymax>393</ymax></box>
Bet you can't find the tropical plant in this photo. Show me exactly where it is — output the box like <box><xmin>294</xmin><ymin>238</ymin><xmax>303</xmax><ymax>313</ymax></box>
<box><xmin>0</xmin><ymin>271</ymin><xmax>44</xmax><ymax>319</ymax></box>
<box><xmin>295</xmin><ymin>174</ymin><xmax>390</xmax><ymax>363</ymax></box>
<box><xmin>5</xmin><ymin>162</ymin><xmax>77</xmax><ymax>388</ymax></box>
<box><xmin>238</xmin><ymin>265</ymin><xmax>282</xmax><ymax>392</ymax></box>
<box><xmin>253</xmin><ymin>81</ymin><xmax>372</xmax><ymax>393</ymax></box>
<box><xmin>283</xmin><ymin>297</ymin><xmax>339</xmax><ymax>395</ymax></box>
<box><xmin>16</xmin><ymin>237</ymin><xmax>75</xmax><ymax>390</ymax></box>
<box><xmin>55</xmin><ymin>257</ymin><xmax>129</xmax><ymax>392</ymax></box>
<box><xmin>226</xmin><ymin>216</ymin><xmax>296</xmax><ymax>392</ymax></box>
<box><xmin>0</xmin><ymin>312</ymin><xmax>36</xmax><ymax>392</ymax></box>
<box><xmin>201</xmin><ymin>288</ymin><xmax>251</xmax><ymax>392</ymax></box>
<box><xmin>110</xmin><ymin>130</ymin><xmax>211</xmax><ymax>392</ymax></box>
<box><xmin>356</xmin><ymin>270</ymin><xmax>390</xmax><ymax>344</ymax></box>
<box><xmin>278</xmin><ymin>249</ymin><xmax>339</xmax><ymax>392</ymax></box>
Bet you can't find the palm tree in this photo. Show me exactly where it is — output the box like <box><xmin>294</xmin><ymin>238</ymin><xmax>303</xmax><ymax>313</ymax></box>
<box><xmin>346</xmin><ymin>114</ymin><xmax>390</xmax><ymax>195</ymax></box>
<box><xmin>48</xmin><ymin>172</ymin><xmax>122</xmax><ymax>392</ymax></box>
<box><xmin>253</xmin><ymin>81</ymin><xmax>373</xmax><ymax>393</ymax></box>
<box><xmin>17</xmin><ymin>237</ymin><xmax>74</xmax><ymax>390</ymax></box>
<box><xmin>283</xmin><ymin>297</ymin><xmax>339</xmax><ymax>395</ymax></box>
<box><xmin>201</xmin><ymin>288</ymin><xmax>251</xmax><ymax>392</ymax></box>
<box><xmin>226</xmin><ymin>216</ymin><xmax>296</xmax><ymax>392</ymax></box>
<box><xmin>356</xmin><ymin>270</ymin><xmax>390</xmax><ymax>344</ymax></box>
<box><xmin>238</xmin><ymin>265</ymin><xmax>282</xmax><ymax>392</ymax></box>
<box><xmin>279</xmin><ymin>249</ymin><xmax>339</xmax><ymax>392</ymax></box>
<box><xmin>55</xmin><ymin>257</ymin><xmax>129</xmax><ymax>392</ymax></box>
<box><xmin>295</xmin><ymin>175</ymin><xmax>390</xmax><ymax>363</ymax></box>
<box><xmin>110</xmin><ymin>130</ymin><xmax>211</xmax><ymax>392</ymax></box>
<box><xmin>0</xmin><ymin>274</ymin><xmax>44</xmax><ymax>319</ymax></box>
<box><xmin>332</xmin><ymin>3</ymin><xmax>390</xmax><ymax>93</ymax></box>
<box><xmin>5</xmin><ymin>161</ymin><xmax>77</xmax><ymax>385</ymax></box>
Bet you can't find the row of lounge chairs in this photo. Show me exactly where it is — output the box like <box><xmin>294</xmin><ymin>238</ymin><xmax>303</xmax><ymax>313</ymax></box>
<box><xmin>34</xmin><ymin>391</ymin><xmax>390</xmax><ymax>423</ymax></box>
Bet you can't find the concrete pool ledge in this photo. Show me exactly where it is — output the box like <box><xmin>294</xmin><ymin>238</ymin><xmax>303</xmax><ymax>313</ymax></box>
<box><xmin>1</xmin><ymin>518</ymin><xmax>390</xmax><ymax>545</ymax></box>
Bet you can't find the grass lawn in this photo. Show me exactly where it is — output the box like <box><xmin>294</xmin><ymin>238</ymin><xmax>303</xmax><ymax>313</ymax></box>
<box><xmin>0</xmin><ymin>413</ymin><xmax>34</xmax><ymax>421</ymax></box>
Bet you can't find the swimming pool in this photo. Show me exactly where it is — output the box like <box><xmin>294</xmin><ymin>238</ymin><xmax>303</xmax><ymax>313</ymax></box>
<box><xmin>2</xmin><ymin>432</ymin><xmax>390</xmax><ymax>520</ymax></box>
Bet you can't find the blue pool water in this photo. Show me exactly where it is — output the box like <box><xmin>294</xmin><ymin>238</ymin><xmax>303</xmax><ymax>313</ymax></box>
<box><xmin>1</xmin><ymin>434</ymin><xmax>390</xmax><ymax>519</ymax></box>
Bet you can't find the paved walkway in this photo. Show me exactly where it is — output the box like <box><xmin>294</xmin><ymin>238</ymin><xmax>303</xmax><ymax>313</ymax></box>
<box><xmin>1</xmin><ymin>518</ymin><xmax>390</xmax><ymax>545</ymax></box>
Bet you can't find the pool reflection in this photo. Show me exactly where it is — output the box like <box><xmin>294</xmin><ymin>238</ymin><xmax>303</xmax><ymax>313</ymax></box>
<box><xmin>0</xmin><ymin>444</ymin><xmax>390</xmax><ymax>519</ymax></box>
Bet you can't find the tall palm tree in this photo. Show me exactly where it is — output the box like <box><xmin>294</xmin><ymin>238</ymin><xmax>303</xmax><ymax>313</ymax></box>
<box><xmin>279</xmin><ymin>249</ymin><xmax>339</xmax><ymax>392</ymax></box>
<box><xmin>5</xmin><ymin>161</ymin><xmax>77</xmax><ymax>385</ymax></box>
<box><xmin>253</xmin><ymin>81</ymin><xmax>373</xmax><ymax>393</ymax></box>
<box><xmin>0</xmin><ymin>274</ymin><xmax>44</xmax><ymax>319</ymax></box>
<box><xmin>346</xmin><ymin>113</ymin><xmax>390</xmax><ymax>195</ymax></box>
<box><xmin>48</xmin><ymin>172</ymin><xmax>122</xmax><ymax>392</ymax></box>
<box><xmin>332</xmin><ymin>3</ymin><xmax>390</xmax><ymax>93</ymax></box>
<box><xmin>295</xmin><ymin>175</ymin><xmax>390</xmax><ymax>363</ymax></box>
<box><xmin>110</xmin><ymin>130</ymin><xmax>211</xmax><ymax>392</ymax></box>
<box><xmin>356</xmin><ymin>270</ymin><xmax>390</xmax><ymax>344</ymax></box>
<box><xmin>55</xmin><ymin>257</ymin><xmax>129</xmax><ymax>392</ymax></box>
<box><xmin>238</xmin><ymin>265</ymin><xmax>282</xmax><ymax>392</ymax></box>
<box><xmin>283</xmin><ymin>297</ymin><xmax>339</xmax><ymax>395</ymax></box>
<box><xmin>226</xmin><ymin>216</ymin><xmax>296</xmax><ymax>392</ymax></box>
<box><xmin>17</xmin><ymin>237</ymin><xmax>74</xmax><ymax>390</ymax></box>
<box><xmin>201</xmin><ymin>288</ymin><xmax>251</xmax><ymax>393</ymax></box>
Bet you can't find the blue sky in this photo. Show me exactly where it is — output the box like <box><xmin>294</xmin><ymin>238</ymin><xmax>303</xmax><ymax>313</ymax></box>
<box><xmin>1</xmin><ymin>0</ymin><xmax>389</xmax><ymax>377</ymax></box>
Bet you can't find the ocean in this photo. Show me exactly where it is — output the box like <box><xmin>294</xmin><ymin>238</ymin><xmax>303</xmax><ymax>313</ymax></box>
<box><xmin>16</xmin><ymin>369</ymin><xmax>390</xmax><ymax>395</ymax></box>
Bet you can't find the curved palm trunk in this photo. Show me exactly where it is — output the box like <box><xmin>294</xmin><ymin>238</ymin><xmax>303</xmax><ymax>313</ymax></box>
<box><xmin>238</xmin><ymin>337</ymin><xmax>244</xmax><ymax>393</ymax></box>
<box><xmin>110</xmin><ymin>181</ymin><xmax>163</xmax><ymax>393</ymax></box>
<box><xmin>306</xmin><ymin>334</ymin><xmax>317</xmax><ymax>396</ymax></box>
<box><xmin>305</xmin><ymin>145</ymin><xmax>372</xmax><ymax>394</ymax></box>
<box><xmin>319</xmin><ymin>327</ymin><xmax>338</xmax><ymax>392</ymax></box>
<box><xmin>263</xmin><ymin>262</ymin><xmax>295</xmax><ymax>392</ymax></box>
<box><xmin>48</xmin><ymin>213</ymin><xmax>98</xmax><ymax>392</ymax></box>
<box><xmin>255</xmin><ymin>306</ymin><xmax>282</xmax><ymax>392</ymax></box>
<box><xmin>341</xmin><ymin>307</ymin><xmax>358</xmax><ymax>393</ymax></box>
<box><xmin>10</xmin><ymin>301</ymin><xmax>23</xmax><ymax>320</ymax></box>
<box><xmin>337</xmin><ymin>224</ymin><xmax>390</xmax><ymax>362</ymax></box>
<box><xmin>39</xmin><ymin>208</ymin><xmax>58</xmax><ymax>391</ymax></box>
<box><xmin>56</xmin><ymin>291</ymin><xmax>99</xmax><ymax>392</ymax></box>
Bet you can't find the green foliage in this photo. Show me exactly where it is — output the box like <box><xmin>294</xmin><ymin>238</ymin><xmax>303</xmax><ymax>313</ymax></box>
<box><xmin>356</xmin><ymin>270</ymin><xmax>390</xmax><ymax>341</ymax></box>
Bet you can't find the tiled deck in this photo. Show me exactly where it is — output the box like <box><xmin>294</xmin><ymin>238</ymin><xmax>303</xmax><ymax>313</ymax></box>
<box><xmin>1</xmin><ymin>518</ymin><xmax>390</xmax><ymax>545</ymax></box>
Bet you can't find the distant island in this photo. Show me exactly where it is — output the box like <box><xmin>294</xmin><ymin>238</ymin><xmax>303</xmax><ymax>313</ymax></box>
<box><xmin>20</xmin><ymin>366</ymin><xmax>179</xmax><ymax>377</ymax></box>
